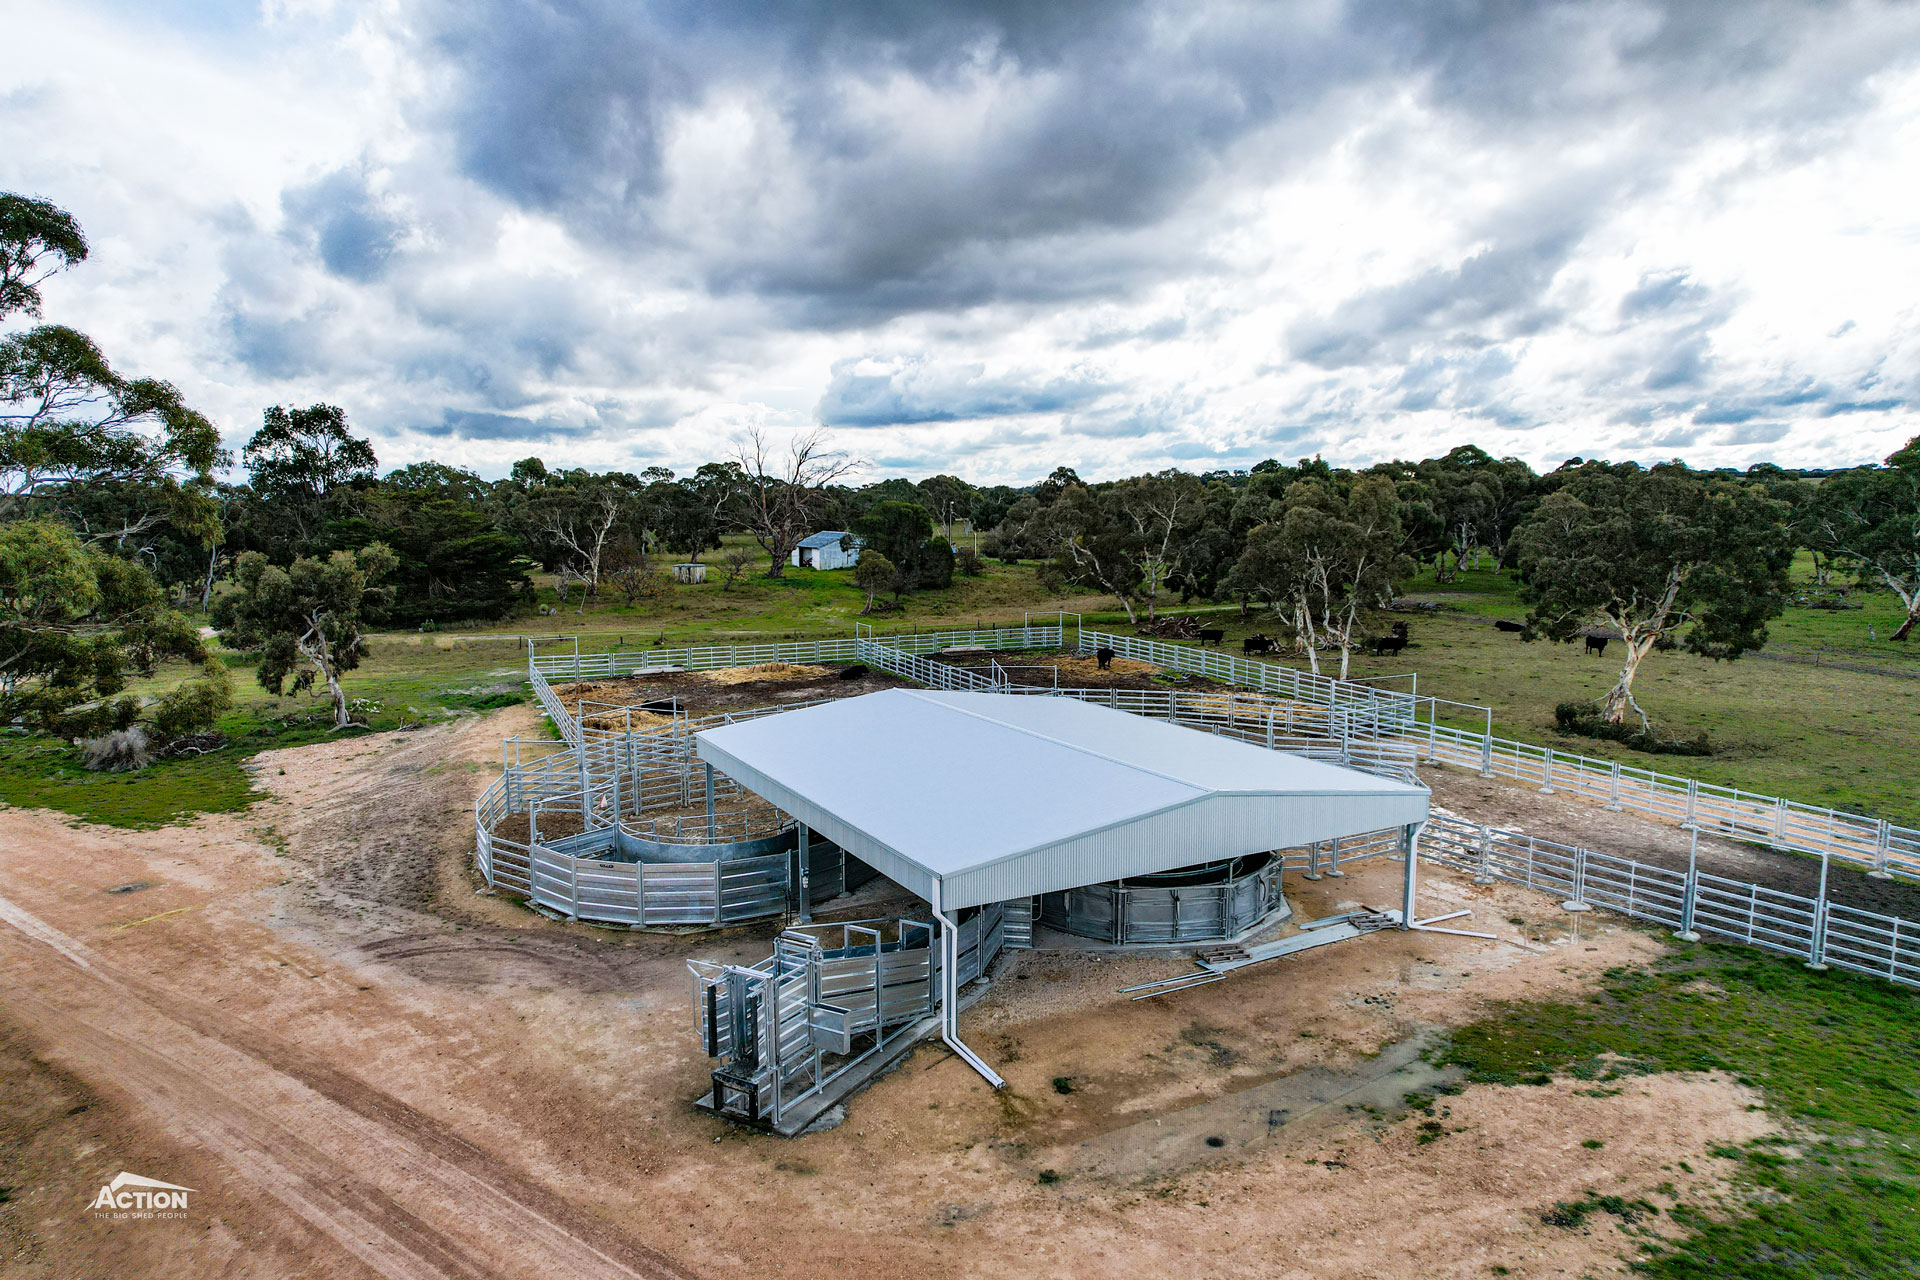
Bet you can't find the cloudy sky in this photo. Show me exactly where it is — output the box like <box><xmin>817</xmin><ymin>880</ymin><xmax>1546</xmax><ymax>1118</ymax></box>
<box><xmin>5</xmin><ymin>0</ymin><xmax>1919</xmax><ymax>484</ymax></box>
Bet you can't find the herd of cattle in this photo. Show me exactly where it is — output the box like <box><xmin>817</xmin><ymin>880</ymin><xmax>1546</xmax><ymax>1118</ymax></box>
<box><xmin>1084</xmin><ymin>616</ymin><xmax>1620</xmax><ymax>672</ymax></box>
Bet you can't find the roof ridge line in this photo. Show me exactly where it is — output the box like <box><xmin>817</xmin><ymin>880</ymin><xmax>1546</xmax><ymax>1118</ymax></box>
<box><xmin>897</xmin><ymin>689</ymin><xmax>1209</xmax><ymax>796</ymax></box>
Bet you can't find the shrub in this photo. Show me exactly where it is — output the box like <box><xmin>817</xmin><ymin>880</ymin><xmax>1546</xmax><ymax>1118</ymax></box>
<box><xmin>955</xmin><ymin>546</ymin><xmax>985</xmax><ymax>577</ymax></box>
<box><xmin>150</xmin><ymin>662</ymin><xmax>233</xmax><ymax>740</ymax></box>
<box><xmin>82</xmin><ymin>726</ymin><xmax>151</xmax><ymax>773</ymax></box>
<box><xmin>1554</xmin><ymin>702</ymin><xmax>1713</xmax><ymax>756</ymax></box>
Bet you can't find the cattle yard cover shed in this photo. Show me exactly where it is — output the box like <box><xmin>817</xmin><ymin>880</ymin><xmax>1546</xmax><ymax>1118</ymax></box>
<box><xmin>694</xmin><ymin>689</ymin><xmax>1430</xmax><ymax>910</ymax></box>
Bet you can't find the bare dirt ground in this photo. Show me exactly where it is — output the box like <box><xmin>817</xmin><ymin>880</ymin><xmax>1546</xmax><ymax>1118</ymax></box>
<box><xmin>0</xmin><ymin>704</ymin><xmax>1777</xmax><ymax>1280</ymax></box>
<box><xmin>937</xmin><ymin>648</ymin><xmax>1240</xmax><ymax>693</ymax></box>
<box><xmin>1425</xmin><ymin>762</ymin><xmax>1920</xmax><ymax>917</ymax></box>
<box><xmin>553</xmin><ymin>665</ymin><xmax>911</xmax><ymax>720</ymax></box>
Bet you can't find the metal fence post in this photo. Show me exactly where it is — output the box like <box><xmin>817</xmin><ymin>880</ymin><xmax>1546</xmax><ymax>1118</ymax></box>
<box><xmin>1872</xmin><ymin>820</ymin><xmax>1894</xmax><ymax>879</ymax></box>
<box><xmin>1325</xmin><ymin>837</ymin><xmax>1345</xmax><ymax>879</ymax></box>
<box><xmin>1474</xmin><ymin>827</ymin><xmax>1494</xmax><ymax>885</ymax></box>
<box><xmin>1684</xmin><ymin>778</ymin><xmax>1699</xmax><ymax>830</ymax></box>
<box><xmin>1479</xmin><ymin>707</ymin><xmax>1494</xmax><ymax>777</ymax></box>
<box><xmin>714</xmin><ymin>860</ymin><xmax>725</xmax><ymax>926</ymax></box>
<box><xmin>1806</xmin><ymin>850</ymin><xmax>1831</xmax><ymax>971</ymax></box>
<box><xmin>1562</xmin><ymin>846</ymin><xmax>1591</xmax><ymax>912</ymax></box>
<box><xmin>1303</xmin><ymin>840</ymin><xmax>1322</xmax><ymax>881</ymax></box>
<box><xmin>1675</xmin><ymin>828</ymin><xmax>1701</xmax><ymax>942</ymax></box>
<box><xmin>1605</xmin><ymin>761</ymin><xmax>1622</xmax><ymax>812</ymax></box>
<box><xmin>1539</xmin><ymin>748</ymin><xmax>1556</xmax><ymax>795</ymax></box>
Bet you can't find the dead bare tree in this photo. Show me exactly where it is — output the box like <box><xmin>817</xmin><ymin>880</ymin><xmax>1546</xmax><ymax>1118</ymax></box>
<box><xmin>535</xmin><ymin>485</ymin><xmax>628</xmax><ymax>602</ymax></box>
<box><xmin>732</xmin><ymin>426</ymin><xmax>860</xmax><ymax>578</ymax></box>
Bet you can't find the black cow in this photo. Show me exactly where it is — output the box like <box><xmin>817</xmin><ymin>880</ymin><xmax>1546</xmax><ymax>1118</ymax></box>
<box><xmin>1198</xmin><ymin>628</ymin><xmax>1226</xmax><ymax>646</ymax></box>
<box><xmin>838</xmin><ymin>663</ymin><xmax>869</xmax><ymax>680</ymax></box>
<box><xmin>639</xmin><ymin>698</ymin><xmax>679</xmax><ymax>714</ymax></box>
<box><xmin>1094</xmin><ymin>646</ymin><xmax>1116</xmax><ymax>670</ymax></box>
<box><xmin>1584</xmin><ymin>635</ymin><xmax>1608</xmax><ymax>658</ymax></box>
<box><xmin>1242</xmin><ymin>634</ymin><xmax>1275</xmax><ymax>656</ymax></box>
<box><xmin>1371</xmin><ymin>634</ymin><xmax>1408</xmax><ymax>657</ymax></box>
<box><xmin>1494</xmin><ymin>619</ymin><xmax>1525</xmax><ymax>634</ymax></box>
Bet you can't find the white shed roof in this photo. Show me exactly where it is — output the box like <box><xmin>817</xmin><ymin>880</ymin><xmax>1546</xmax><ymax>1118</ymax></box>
<box><xmin>694</xmin><ymin>689</ymin><xmax>1429</xmax><ymax>910</ymax></box>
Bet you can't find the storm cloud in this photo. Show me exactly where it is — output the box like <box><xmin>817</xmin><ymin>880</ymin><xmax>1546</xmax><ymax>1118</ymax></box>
<box><xmin>2</xmin><ymin>0</ymin><xmax>1917</xmax><ymax>480</ymax></box>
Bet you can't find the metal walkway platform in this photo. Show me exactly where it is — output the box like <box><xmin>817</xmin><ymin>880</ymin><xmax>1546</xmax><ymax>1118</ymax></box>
<box><xmin>1119</xmin><ymin>909</ymin><xmax>1400</xmax><ymax>1000</ymax></box>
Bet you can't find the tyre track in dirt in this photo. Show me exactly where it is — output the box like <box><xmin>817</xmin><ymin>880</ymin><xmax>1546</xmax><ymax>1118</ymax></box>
<box><xmin>0</xmin><ymin>891</ymin><xmax>696</xmax><ymax>1280</ymax></box>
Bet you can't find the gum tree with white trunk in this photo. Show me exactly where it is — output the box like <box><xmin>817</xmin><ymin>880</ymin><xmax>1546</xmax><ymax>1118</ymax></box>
<box><xmin>1806</xmin><ymin>436</ymin><xmax>1920</xmax><ymax>640</ymax></box>
<box><xmin>1512</xmin><ymin>462</ymin><xmax>1791</xmax><ymax>728</ymax></box>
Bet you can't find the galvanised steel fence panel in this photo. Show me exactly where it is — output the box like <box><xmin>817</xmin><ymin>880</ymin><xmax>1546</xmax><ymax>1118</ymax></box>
<box><xmin>529</xmin><ymin>624</ymin><xmax>1064</xmax><ymax>682</ymax></box>
<box><xmin>1822</xmin><ymin>903</ymin><xmax>1920</xmax><ymax>985</ymax></box>
<box><xmin>721</xmin><ymin>853</ymin><xmax>794</xmax><ymax>920</ymax></box>
<box><xmin>1578</xmin><ymin>850</ymin><xmax>1689</xmax><ymax>929</ymax></box>
<box><xmin>1408</xmin><ymin>721</ymin><xmax>1919</xmax><ymax>880</ymax></box>
<box><xmin>643</xmin><ymin>862</ymin><xmax>726</xmax><ymax>926</ymax></box>
<box><xmin>1690</xmin><ymin>872</ymin><xmax>1820</xmax><ymax>958</ymax></box>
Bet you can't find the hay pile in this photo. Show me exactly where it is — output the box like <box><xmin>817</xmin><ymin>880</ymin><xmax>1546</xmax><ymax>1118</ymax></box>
<box><xmin>1049</xmin><ymin>654</ymin><xmax>1159</xmax><ymax>681</ymax></box>
<box><xmin>553</xmin><ymin>678</ymin><xmax>656</xmax><ymax>703</ymax></box>
<box><xmin>699</xmin><ymin>662</ymin><xmax>834</xmax><ymax>685</ymax></box>
<box><xmin>581</xmin><ymin>708</ymin><xmax>676</xmax><ymax>733</ymax></box>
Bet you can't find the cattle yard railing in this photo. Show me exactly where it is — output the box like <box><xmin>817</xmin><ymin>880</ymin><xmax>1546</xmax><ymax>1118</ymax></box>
<box><xmin>1077</xmin><ymin>628</ymin><xmax>1419</xmax><ymax>732</ymax></box>
<box><xmin>529</xmin><ymin>619</ymin><xmax>1067</xmax><ymax>682</ymax></box>
<box><xmin>503</xmin><ymin>626</ymin><xmax>1920</xmax><ymax>991</ymax></box>
<box><xmin>1406</xmin><ymin>718</ymin><xmax>1918</xmax><ymax>879</ymax></box>
<box><xmin>1076</xmin><ymin>625</ymin><xmax>1918</xmax><ymax>881</ymax></box>
<box><xmin>1422</xmin><ymin>812</ymin><xmax>1920</xmax><ymax>987</ymax></box>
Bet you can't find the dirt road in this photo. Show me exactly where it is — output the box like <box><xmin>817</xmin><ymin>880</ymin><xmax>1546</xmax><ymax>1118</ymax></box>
<box><xmin>0</xmin><ymin>708</ymin><xmax>1777</xmax><ymax>1279</ymax></box>
<box><xmin>0</xmin><ymin>891</ymin><xmax>689</xmax><ymax>1280</ymax></box>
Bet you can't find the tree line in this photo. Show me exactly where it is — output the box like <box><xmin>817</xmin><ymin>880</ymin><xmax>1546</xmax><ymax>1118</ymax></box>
<box><xmin>5</xmin><ymin>191</ymin><xmax>1918</xmax><ymax>756</ymax></box>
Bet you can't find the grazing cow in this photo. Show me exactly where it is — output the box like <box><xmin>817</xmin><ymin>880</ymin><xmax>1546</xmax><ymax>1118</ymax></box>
<box><xmin>1494</xmin><ymin>619</ymin><xmax>1525</xmax><ymax>634</ymax></box>
<box><xmin>1584</xmin><ymin>635</ymin><xmax>1608</xmax><ymax>658</ymax></box>
<box><xmin>1371</xmin><ymin>634</ymin><xmax>1409</xmax><ymax>657</ymax></box>
<box><xmin>838</xmin><ymin>663</ymin><xmax>869</xmax><ymax>680</ymax></box>
<box><xmin>1242</xmin><ymin>634</ymin><xmax>1274</xmax><ymax>656</ymax></box>
<box><xmin>1198</xmin><ymin>628</ymin><xmax>1226</xmax><ymax>646</ymax></box>
<box><xmin>1094</xmin><ymin>646</ymin><xmax>1116</xmax><ymax>670</ymax></box>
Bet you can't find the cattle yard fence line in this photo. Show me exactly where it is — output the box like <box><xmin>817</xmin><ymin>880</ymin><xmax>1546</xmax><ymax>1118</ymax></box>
<box><xmin>529</xmin><ymin>623</ymin><xmax>1915</xmax><ymax>880</ymax></box>
<box><xmin>1073</xmin><ymin>627</ymin><xmax>1918</xmax><ymax>882</ymax></box>
<box><xmin>504</xmin><ymin>627</ymin><xmax>1920</xmax><ymax>990</ymax></box>
<box><xmin>1422</xmin><ymin>811</ymin><xmax>1920</xmax><ymax>987</ymax></box>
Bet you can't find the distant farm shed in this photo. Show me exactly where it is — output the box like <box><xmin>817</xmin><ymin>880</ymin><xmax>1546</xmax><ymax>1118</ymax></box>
<box><xmin>790</xmin><ymin>531</ymin><xmax>862</xmax><ymax>570</ymax></box>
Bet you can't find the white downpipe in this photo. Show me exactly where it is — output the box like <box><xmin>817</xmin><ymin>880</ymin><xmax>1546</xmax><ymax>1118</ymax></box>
<box><xmin>928</xmin><ymin>880</ymin><xmax>1005</xmax><ymax>1089</ymax></box>
<box><xmin>1400</xmin><ymin>820</ymin><xmax>1425</xmax><ymax>928</ymax></box>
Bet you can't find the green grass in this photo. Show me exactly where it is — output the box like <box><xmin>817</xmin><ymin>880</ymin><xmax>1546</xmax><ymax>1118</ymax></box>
<box><xmin>1096</xmin><ymin>557</ymin><xmax>1920</xmax><ymax>825</ymax></box>
<box><xmin>1438</xmin><ymin>942</ymin><xmax>1920</xmax><ymax>1277</ymax></box>
<box><xmin>9</xmin><ymin>542</ymin><xmax>1918</xmax><ymax>829</ymax></box>
<box><xmin>0</xmin><ymin>644</ymin><xmax>531</xmax><ymax>829</ymax></box>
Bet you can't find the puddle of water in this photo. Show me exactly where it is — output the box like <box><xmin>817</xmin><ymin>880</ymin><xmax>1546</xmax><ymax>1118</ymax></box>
<box><xmin>1061</xmin><ymin>1030</ymin><xmax>1460</xmax><ymax>1181</ymax></box>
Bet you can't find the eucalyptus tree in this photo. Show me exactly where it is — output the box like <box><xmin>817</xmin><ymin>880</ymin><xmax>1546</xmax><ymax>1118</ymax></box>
<box><xmin>1227</xmin><ymin>475</ymin><xmax>1408</xmax><ymax>678</ymax></box>
<box><xmin>1512</xmin><ymin>462</ymin><xmax>1791</xmax><ymax>726</ymax></box>
<box><xmin>1803</xmin><ymin>437</ymin><xmax>1920</xmax><ymax>639</ymax></box>
<box><xmin>219</xmin><ymin>544</ymin><xmax>398</xmax><ymax>730</ymax></box>
<box><xmin>0</xmin><ymin>517</ymin><xmax>230</xmax><ymax>738</ymax></box>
